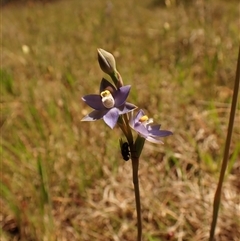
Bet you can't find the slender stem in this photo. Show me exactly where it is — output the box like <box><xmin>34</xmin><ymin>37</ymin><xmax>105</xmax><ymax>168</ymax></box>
<box><xmin>209</xmin><ymin>46</ymin><xmax>240</xmax><ymax>241</ymax></box>
<box><xmin>118</xmin><ymin>114</ymin><xmax>133</xmax><ymax>144</ymax></box>
<box><xmin>118</xmin><ymin>115</ymin><xmax>142</xmax><ymax>240</ymax></box>
<box><xmin>131</xmin><ymin>155</ymin><xmax>142</xmax><ymax>241</ymax></box>
<box><xmin>123</xmin><ymin>113</ymin><xmax>134</xmax><ymax>144</ymax></box>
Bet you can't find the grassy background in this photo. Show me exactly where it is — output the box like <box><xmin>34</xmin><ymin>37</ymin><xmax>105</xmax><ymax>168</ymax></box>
<box><xmin>1</xmin><ymin>0</ymin><xmax>239</xmax><ymax>240</ymax></box>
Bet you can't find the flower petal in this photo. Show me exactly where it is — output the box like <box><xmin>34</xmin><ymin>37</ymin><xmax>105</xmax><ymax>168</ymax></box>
<box><xmin>82</xmin><ymin>95</ymin><xmax>105</xmax><ymax>110</ymax></box>
<box><xmin>148</xmin><ymin>124</ymin><xmax>161</xmax><ymax>131</ymax></box>
<box><xmin>149</xmin><ymin>129</ymin><xmax>173</xmax><ymax>137</ymax></box>
<box><xmin>135</xmin><ymin>109</ymin><xmax>145</xmax><ymax>123</ymax></box>
<box><xmin>133</xmin><ymin>122</ymin><xmax>149</xmax><ymax>137</ymax></box>
<box><xmin>100</xmin><ymin>78</ymin><xmax>116</xmax><ymax>93</ymax></box>
<box><xmin>114</xmin><ymin>85</ymin><xmax>131</xmax><ymax>107</ymax></box>
<box><xmin>148</xmin><ymin>125</ymin><xmax>173</xmax><ymax>137</ymax></box>
<box><xmin>103</xmin><ymin>108</ymin><xmax>120</xmax><ymax>129</ymax></box>
<box><xmin>118</xmin><ymin>102</ymin><xmax>137</xmax><ymax>114</ymax></box>
<box><xmin>81</xmin><ymin>110</ymin><xmax>107</xmax><ymax>121</ymax></box>
<box><xmin>146</xmin><ymin>136</ymin><xmax>164</xmax><ymax>144</ymax></box>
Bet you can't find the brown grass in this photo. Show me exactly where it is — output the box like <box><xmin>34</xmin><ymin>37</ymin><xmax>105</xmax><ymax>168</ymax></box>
<box><xmin>1</xmin><ymin>0</ymin><xmax>239</xmax><ymax>240</ymax></box>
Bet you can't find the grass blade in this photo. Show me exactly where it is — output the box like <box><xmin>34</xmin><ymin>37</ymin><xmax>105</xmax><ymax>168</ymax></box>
<box><xmin>209</xmin><ymin>46</ymin><xmax>240</xmax><ymax>241</ymax></box>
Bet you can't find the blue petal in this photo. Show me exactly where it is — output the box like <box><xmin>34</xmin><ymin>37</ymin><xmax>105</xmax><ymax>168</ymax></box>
<box><xmin>100</xmin><ymin>78</ymin><xmax>116</xmax><ymax>93</ymax></box>
<box><xmin>118</xmin><ymin>102</ymin><xmax>137</xmax><ymax>114</ymax></box>
<box><xmin>146</xmin><ymin>136</ymin><xmax>164</xmax><ymax>144</ymax></box>
<box><xmin>81</xmin><ymin>110</ymin><xmax>107</xmax><ymax>121</ymax></box>
<box><xmin>114</xmin><ymin>85</ymin><xmax>131</xmax><ymax>107</ymax></box>
<box><xmin>82</xmin><ymin>95</ymin><xmax>105</xmax><ymax>110</ymax></box>
<box><xmin>133</xmin><ymin>122</ymin><xmax>149</xmax><ymax>137</ymax></box>
<box><xmin>148</xmin><ymin>124</ymin><xmax>161</xmax><ymax>131</ymax></box>
<box><xmin>103</xmin><ymin>108</ymin><xmax>120</xmax><ymax>129</ymax></box>
<box><xmin>149</xmin><ymin>128</ymin><xmax>173</xmax><ymax>137</ymax></box>
<box><xmin>135</xmin><ymin>109</ymin><xmax>145</xmax><ymax>122</ymax></box>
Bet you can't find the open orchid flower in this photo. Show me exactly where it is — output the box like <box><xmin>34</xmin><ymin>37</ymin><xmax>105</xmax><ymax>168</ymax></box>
<box><xmin>130</xmin><ymin>109</ymin><xmax>172</xmax><ymax>144</ymax></box>
<box><xmin>81</xmin><ymin>78</ymin><xmax>137</xmax><ymax>129</ymax></box>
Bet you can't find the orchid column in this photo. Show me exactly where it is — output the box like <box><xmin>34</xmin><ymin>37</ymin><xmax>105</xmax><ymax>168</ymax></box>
<box><xmin>81</xmin><ymin>48</ymin><xmax>172</xmax><ymax>241</ymax></box>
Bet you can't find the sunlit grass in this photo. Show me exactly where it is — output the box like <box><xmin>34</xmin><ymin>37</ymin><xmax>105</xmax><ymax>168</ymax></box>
<box><xmin>1</xmin><ymin>0</ymin><xmax>239</xmax><ymax>240</ymax></box>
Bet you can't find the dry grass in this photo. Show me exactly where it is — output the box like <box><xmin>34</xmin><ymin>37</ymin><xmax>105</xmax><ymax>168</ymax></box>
<box><xmin>1</xmin><ymin>0</ymin><xmax>240</xmax><ymax>240</ymax></box>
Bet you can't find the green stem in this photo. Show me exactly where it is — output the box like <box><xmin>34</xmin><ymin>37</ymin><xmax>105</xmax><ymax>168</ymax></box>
<box><xmin>118</xmin><ymin>114</ymin><xmax>133</xmax><ymax>144</ymax></box>
<box><xmin>209</xmin><ymin>46</ymin><xmax>240</xmax><ymax>241</ymax></box>
<box><xmin>123</xmin><ymin>114</ymin><xmax>134</xmax><ymax>144</ymax></box>
<box><xmin>131</xmin><ymin>155</ymin><xmax>142</xmax><ymax>241</ymax></box>
<box><xmin>118</xmin><ymin>112</ymin><xmax>142</xmax><ymax>240</ymax></box>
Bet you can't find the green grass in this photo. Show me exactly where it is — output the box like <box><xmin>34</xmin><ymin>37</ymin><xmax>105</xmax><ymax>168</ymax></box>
<box><xmin>1</xmin><ymin>0</ymin><xmax>239</xmax><ymax>240</ymax></box>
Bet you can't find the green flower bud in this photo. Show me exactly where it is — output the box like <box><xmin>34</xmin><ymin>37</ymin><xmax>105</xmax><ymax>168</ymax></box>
<box><xmin>135</xmin><ymin>135</ymin><xmax>145</xmax><ymax>158</ymax></box>
<box><xmin>97</xmin><ymin>48</ymin><xmax>116</xmax><ymax>75</ymax></box>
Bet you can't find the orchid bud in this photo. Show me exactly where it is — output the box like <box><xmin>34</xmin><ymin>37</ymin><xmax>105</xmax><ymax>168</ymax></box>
<box><xmin>135</xmin><ymin>135</ymin><xmax>145</xmax><ymax>158</ymax></box>
<box><xmin>97</xmin><ymin>48</ymin><xmax>116</xmax><ymax>75</ymax></box>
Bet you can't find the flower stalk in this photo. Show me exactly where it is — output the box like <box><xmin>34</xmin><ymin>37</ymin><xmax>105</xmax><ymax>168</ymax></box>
<box><xmin>131</xmin><ymin>155</ymin><xmax>142</xmax><ymax>241</ymax></box>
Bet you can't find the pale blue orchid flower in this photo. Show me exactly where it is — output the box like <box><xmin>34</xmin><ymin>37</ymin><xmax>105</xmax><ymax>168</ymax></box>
<box><xmin>82</xmin><ymin>78</ymin><xmax>136</xmax><ymax>129</ymax></box>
